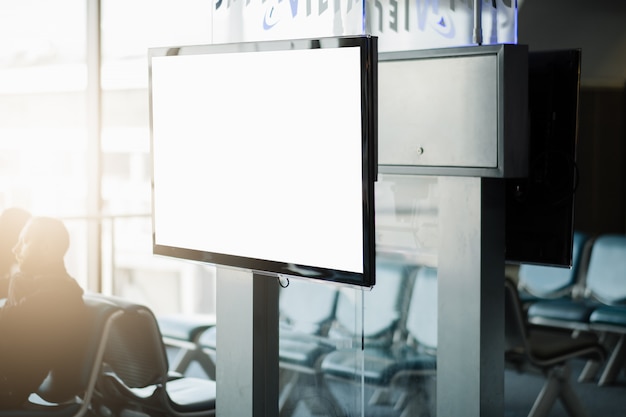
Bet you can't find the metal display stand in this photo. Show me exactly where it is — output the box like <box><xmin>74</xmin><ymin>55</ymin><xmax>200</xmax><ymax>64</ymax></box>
<box><xmin>379</xmin><ymin>44</ymin><xmax>529</xmax><ymax>417</ymax></box>
<box><xmin>216</xmin><ymin>269</ymin><xmax>279</xmax><ymax>417</ymax></box>
<box><xmin>214</xmin><ymin>43</ymin><xmax>528</xmax><ymax>417</ymax></box>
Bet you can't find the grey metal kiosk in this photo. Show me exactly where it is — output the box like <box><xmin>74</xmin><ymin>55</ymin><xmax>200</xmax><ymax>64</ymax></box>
<box><xmin>216</xmin><ymin>44</ymin><xmax>529</xmax><ymax>417</ymax></box>
<box><xmin>379</xmin><ymin>44</ymin><xmax>529</xmax><ymax>417</ymax></box>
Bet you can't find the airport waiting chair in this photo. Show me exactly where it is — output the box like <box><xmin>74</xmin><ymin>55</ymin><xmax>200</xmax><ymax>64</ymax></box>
<box><xmin>517</xmin><ymin>231</ymin><xmax>589</xmax><ymax>304</ymax></box>
<box><xmin>278</xmin><ymin>261</ymin><xmax>415</xmax><ymax>417</ymax></box>
<box><xmin>526</xmin><ymin>234</ymin><xmax>626</xmax><ymax>383</ymax></box>
<box><xmin>190</xmin><ymin>278</ymin><xmax>340</xmax><ymax>416</ymax></box>
<box><xmin>194</xmin><ymin>277</ymin><xmax>339</xmax><ymax>367</ymax></box>
<box><xmin>276</xmin><ymin>278</ymin><xmax>339</xmax><ymax>415</ymax></box>
<box><xmin>526</xmin><ymin>234</ymin><xmax>626</xmax><ymax>331</ymax></box>
<box><xmin>582</xmin><ymin>234</ymin><xmax>626</xmax><ymax>386</ymax></box>
<box><xmin>328</xmin><ymin>261</ymin><xmax>415</xmax><ymax>347</ymax></box>
<box><xmin>157</xmin><ymin>313</ymin><xmax>216</xmax><ymax>379</ymax></box>
<box><xmin>525</xmin><ymin>234</ymin><xmax>596</xmax><ymax>332</ymax></box>
<box><xmin>90</xmin><ymin>294</ymin><xmax>216</xmax><ymax>417</ymax></box>
<box><xmin>588</xmin><ymin>304</ymin><xmax>626</xmax><ymax>386</ymax></box>
<box><xmin>504</xmin><ymin>278</ymin><xmax>605</xmax><ymax>417</ymax></box>
<box><xmin>0</xmin><ymin>296</ymin><xmax>123</xmax><ymax>417</ymax></box>
<box><xmin>278</xmin><ymin>278</ymin><xmax>339</xmax><ymax>371</ymax></box>
<box><xmin>279</xmin><ymin>277</ymin><xmax>338</xmax><ymax>339</ymax></box>
<box><xmin>320</xmin><ymin>266</ymin><xmax>438</xmax><ymax>417</ymax></box>
<box><xmin>157</xmin><ymin>277</ymin><xmax>339</xmax><ymax>383</ymax></box>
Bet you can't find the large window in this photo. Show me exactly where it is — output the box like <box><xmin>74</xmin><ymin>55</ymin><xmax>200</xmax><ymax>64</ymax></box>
<box><xmin>0</xmin><ymin>0</ymin><xmax>90</xmax><ymax>286</ymax></box>
<box><xmin>100</xmin><ymin>0</ymin><xmax>213</xmax><ymax>314</ymax></box>
<box><xmin>0</xmin><ymin>0</ymin><xmax>87</xmax><ymax>211</ymax></box>
<box><xmin>0</xmin><ymin>0</ymin><xmax>215</xmax><ymax>315</ymax></box>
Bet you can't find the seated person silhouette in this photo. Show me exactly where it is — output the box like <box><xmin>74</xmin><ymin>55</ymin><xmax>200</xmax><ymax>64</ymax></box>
<box><xmin>0</xmin><ymin>207</ymin><xmax>32</xmax><ymax>295</ymax></box>
<box><xmin>0</xmin><ymin>216</ymin><xmax>88</xmax><ymax>409</ymax></box>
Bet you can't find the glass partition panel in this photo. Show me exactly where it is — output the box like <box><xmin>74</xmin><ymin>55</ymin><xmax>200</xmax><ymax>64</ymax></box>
<box><xmin>278</xmin><ymin>174</ymin><xmax>439</xmax><ymax>416</ymax></box>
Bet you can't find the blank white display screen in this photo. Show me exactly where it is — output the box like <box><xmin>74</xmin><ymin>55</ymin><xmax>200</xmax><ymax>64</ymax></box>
<box><xmin>150</xmin><ymin>37</ymin><xmax>376</xmax><ymax>286</ymax></box>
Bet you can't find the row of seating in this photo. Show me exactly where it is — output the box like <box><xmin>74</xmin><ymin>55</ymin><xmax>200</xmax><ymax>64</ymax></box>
<box><xmin>0</xmin><ymin>297</ymin><xmax>123</xmax><ymax>417</ymax></box>
<box><xmin>277</xmin><ymin>263</ymin><xmax>438</xmax><ymax>417</ymax></box>
<box><xmin>516</xmin><ymin>233</ymin><xmax>626</xmax><ymax>387</ymax></box>
<box><xmin>88</xmin><ymin>293</ymin><xmax>216</xmax><ymax>417</ymax></box>
<box><xmin>153</xmin><ymin>234</ymin><xmax>622</xmax><ymax>417</ymax></box>
<box><xmin>0</xmin><ymin>294</ymin><xmax>216</xmax><ymax>416</ymax></box>
<box><xmin>504</xmin><ymin>277</ymin><xmax>605</xmax><ymax>417</ymax></box>
<box><xmin>2</xmin><ymin>233</ymin><xmax>617</xmax><ymax>416</ymax></box>
<box><xmin>159</xmin><ymin>261</ymin><xmax>439</xmax><ymax>417</ymax></box>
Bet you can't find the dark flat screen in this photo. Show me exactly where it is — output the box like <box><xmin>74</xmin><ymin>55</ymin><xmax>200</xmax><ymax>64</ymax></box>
<box><xmin>505</xmin><ymin>49</ymin><xmax>581</xmax><ymax>267</ymax></box>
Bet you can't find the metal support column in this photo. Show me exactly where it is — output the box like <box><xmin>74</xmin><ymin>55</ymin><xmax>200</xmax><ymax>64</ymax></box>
<box><xmin>216</xmin><ymin>268</ymin><xmax>279</xmax><ymax>417</ymax></box>
<box><xmin>437</xmin><ymin>176</ymin><xmax>505</xmax><ymax>417</ymax></box>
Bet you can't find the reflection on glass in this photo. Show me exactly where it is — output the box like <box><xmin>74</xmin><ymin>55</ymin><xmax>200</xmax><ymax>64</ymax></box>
<box><xmin>376</xmin><ymin>174</ymin><xmax>439</xmax><ymax>267</ymax></box>
<box><xmin>278</xmin><ymin>175</ymin><xmax>439</xmax><ymax>417</ymax></box>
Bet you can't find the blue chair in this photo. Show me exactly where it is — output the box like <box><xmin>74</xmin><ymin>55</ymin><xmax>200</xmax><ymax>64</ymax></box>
<box><xmin>581</xmin><ymin>235</ymin><xmax>626</xmax><ymax>305</ymax></box>
<box><xmin>195</xmin><ymin>277</ymin><xmax>340</xmax><ymax>370</ymax></box>
<box><xmin>329</xmin><ymin>262</ymin><xmax>414</xmax><ymax>346</ymax></box>
<box><xmin>588</xmin><ymin>305</ymin><xmax>626</xmax><ymax>386</ymax></box>
<box><xmin>582</xmin><ymin>234</ymin><xmax>626</xmax><ymax>386</ymax></box>
<box><xmin>320</xmin><ymin>266</ymin><xmax>438</xmax><ymax>417</ymax></box>
<box><xmin>192</xmin><ymin>278</ymin><xmax>341</xmax><ymax>416</ymax></box>
<box><xmin>157</xmin><ymin>313</ymin><xmax>216</xmax><ymax>379</ymax></box>
<box><xmin>505</xmin><ymin>278</ymin><xmax>605</xmax><ymax>417</ymax></box>
<box><xmin>274</xmin><ymin>279</ymin><xmax>340</xmax><ymax>415</ymax></box>
<box><xmin>517</xmin><ymin>231</ymin><xmax>589</xmax><ymax>303</ymax></box>
<box><xmin>527</xmin><ymin>234</ymin><xmax>626</xmax><ymax>384</ymax></box>
<box><xmin>278</xmin><ymin>261</ymin><xmax>416</xmax><ymax>417</ymax></box>
<box><xmin>528</xmin><ymin>235</ymin><xmax>626</xmax><ymax>328</ymax></box>
<box><xmin>279</xmin><ymin>278</ymin><xmax>338</xmax><ymax>338</ymax></box>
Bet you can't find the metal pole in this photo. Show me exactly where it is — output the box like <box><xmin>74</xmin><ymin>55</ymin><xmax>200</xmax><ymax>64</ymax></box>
<box><xmin>474</xmin><ymin>0</ymin><xmax>484</xmax><ymax>45</ymax></box>
<box><xmin>86</xmin><ymin>0</ymin><xmax>103</xmax><ymax>293</ymax></box>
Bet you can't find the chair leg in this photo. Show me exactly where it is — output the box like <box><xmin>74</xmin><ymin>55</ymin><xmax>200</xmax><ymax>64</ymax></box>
<box><xmin>577</xmin><ymin>359</ymin><xmax>601</xmax><ymax>383</ymax></box>
<box><xmin>170</xmin><ymin>347</ymin><xmax>216</xmax><ymax>379</ymax></box>
<box><xmin>278</xmin><ymin>370</ymin><xmax>300</xmax><ymax>417</ymax></box>
<box><xmin>598</xmin><ymin>334</ymin><xmax>626</xmax><ymax>387</ymax></box>
<box><xmin>368</xmin><ymin>387</ymin><xmax>394</xmax><ymax>407</ymax></box>
<box><xmin>278</xmin><ymin>372</ymin><xmax>344</xmax><ymax>417</ymax></box>
<box><xmin>393</xmin><ymin>391</ymin><xmax>408</xmax><ymax>411</ymax></box>
<box><xmin>398</xmin><ymin>379</ymin><xmax>436</xmax><ymax>417</ymax></box>
<box><xmin>399</xmin><ymin>395</ymin><xmax>432</xmax><ymax>417</ymax></box>
<box><xmin>529</xmin><ymin>365</ymin><xmax>590</xmax><ymax>417</ymax></box>
<box><xmin>559</xmin><ymin>377</ymin><xmax>590</xmax><ymax>417</ymax></box>
<box><xmin>528</xmin><ymin>370</ymin><xmax>561</xmax><ymax>417</ymax></box>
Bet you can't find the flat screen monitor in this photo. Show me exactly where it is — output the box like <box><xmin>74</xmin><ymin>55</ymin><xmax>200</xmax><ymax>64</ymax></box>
<box><xmin>149</xmin><ymin>36</ymin><xmax>378</xmax><ymax>287</ymax></box>
<box><xmin>505</xmin><ymin>49</ymin><xmax>582</xmax><ymax>267</ymax></box>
